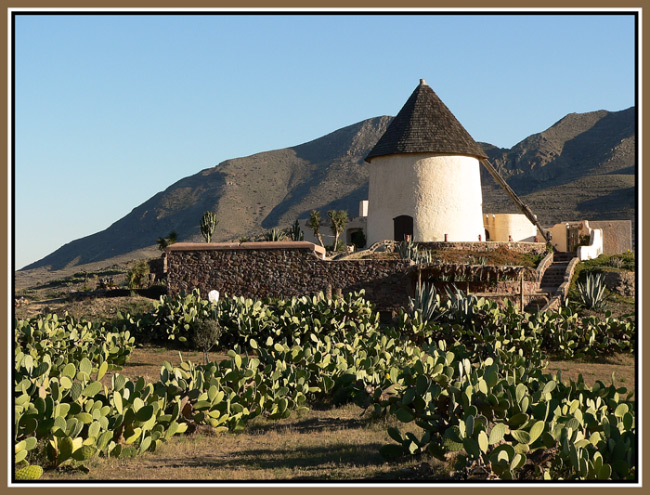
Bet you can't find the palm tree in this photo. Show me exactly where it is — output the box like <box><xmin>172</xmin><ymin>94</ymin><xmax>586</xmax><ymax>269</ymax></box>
<box><xmin>157</xmin><ymin>231</ymin><xmax>178</xmax><ymax>251</ymax></box>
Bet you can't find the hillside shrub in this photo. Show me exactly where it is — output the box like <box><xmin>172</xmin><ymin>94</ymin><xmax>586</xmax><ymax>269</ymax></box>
<box><xmin>126</xmin><ymin>261</ymin><xmax>150</xmax><ymax>289</ymax></box>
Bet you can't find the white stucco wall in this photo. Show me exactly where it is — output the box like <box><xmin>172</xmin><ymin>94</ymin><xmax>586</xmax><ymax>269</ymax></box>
<box><xmin>577</xmin><ymin>228</ymin><xmax>603</xmax><ymax>261</ymax></box>
<box><xmin>483</xmin><ymin>213</ymin><xmax>538</xmax><ymax>242</ymax></box>
<box><xmin>366</xmin><ymin>153</ymin><xmax>485</xmax><ymax>244</ymax></box>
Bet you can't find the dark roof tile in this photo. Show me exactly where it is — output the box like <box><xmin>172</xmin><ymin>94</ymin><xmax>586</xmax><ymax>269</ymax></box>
<box><xmin>365</xmin><ymin>80</ymin><xmax>487</xmax><ymax>162</ymax></box>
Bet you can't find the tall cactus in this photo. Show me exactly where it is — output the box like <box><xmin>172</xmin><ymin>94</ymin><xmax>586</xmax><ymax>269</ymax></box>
<box><xmin>200</xmin><ymin>211</ymin><xmax>218</xmax><ymax>243</ymax></box>
<box><xmin>289</xmin><ymin>219</ymin><xmax>304</xmax><ymax>241</ymax></box>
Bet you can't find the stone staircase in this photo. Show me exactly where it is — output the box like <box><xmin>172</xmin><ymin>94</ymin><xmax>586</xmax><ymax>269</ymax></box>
<box><xmin>540</xmin><ymin>252</ymin><xmax>574</xmax><ymax>292</ymax></box>
<box><xmin>525</xmin><ymin>252</ymin><xmax>575</xmax><ymax>312</ymax></box>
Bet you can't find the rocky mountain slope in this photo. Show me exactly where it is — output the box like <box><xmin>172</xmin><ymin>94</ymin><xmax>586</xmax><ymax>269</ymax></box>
<box><xmin>21</xmin><ymin>108</ymin><xmax>635</xmax><ymax>272</ymax></box>
<box><xmin>479</xmin><ymin>107</ymin><xmax>635</xmax><ymax>226</ymax></box>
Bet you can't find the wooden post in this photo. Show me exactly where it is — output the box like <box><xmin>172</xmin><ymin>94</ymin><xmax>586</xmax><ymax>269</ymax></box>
<box><xmin>480</xmin><ymin>158</ymin><xmax>549</xmax><ymax>241</ymax></box>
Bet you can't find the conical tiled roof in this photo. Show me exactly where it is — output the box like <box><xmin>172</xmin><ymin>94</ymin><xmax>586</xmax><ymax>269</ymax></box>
<box><xmin>365</xmin><ymin>79</ymin><xmax>487</xmax><ymax>162</ymax></box>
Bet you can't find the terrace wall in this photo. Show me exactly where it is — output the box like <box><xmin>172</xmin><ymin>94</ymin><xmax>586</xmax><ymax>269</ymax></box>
<box><xmin>166</xmin><ymin>242</ymin><xmax>413</xmax><ymax>312</ymax></box>
<box><xmin>416</xmin><ymin>241</ymin><xmax>547</xmax><ymax>255</ymax></box>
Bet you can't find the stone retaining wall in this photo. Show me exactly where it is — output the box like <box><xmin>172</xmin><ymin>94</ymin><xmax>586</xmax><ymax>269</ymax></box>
<box><xmin>166</xmin><ymin>241</ymin><xmax>550</xmax><ymax>313</ymax></box>
<box><xmin>417</xmin><ymin>241</ymin><xmax>547</xmax><ymax>255</ymax></box>
<box><xmin>166</xmin><ymin>242</ymin><xmax>413</xmax><ymax>311</ymax></box>
<box><xmin>602</xmin><ymin>271</ymin><xmax>635</xmax><ymax>297</ymax></box>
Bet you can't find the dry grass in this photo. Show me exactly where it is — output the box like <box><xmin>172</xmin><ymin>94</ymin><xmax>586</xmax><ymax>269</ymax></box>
<box><xmin>42</xmin><ymin>402</ymin><xmax>446</xmax><ymax>482</ymax></box>
<box><xmin>545</xmin><ymin>352</ymin><xmax>636</xmax><ymax>398</ymax></box>
<box><xmin>14</xmin><ymin>293</ymin><xmax>157</xmax><ymax>322</ymax></box>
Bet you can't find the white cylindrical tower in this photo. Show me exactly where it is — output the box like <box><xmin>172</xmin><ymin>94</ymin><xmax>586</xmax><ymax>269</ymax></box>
<box><xmin>365</xmin><ymin>79</ymin><xmax>487</xmax><ymax>244</ymax></box>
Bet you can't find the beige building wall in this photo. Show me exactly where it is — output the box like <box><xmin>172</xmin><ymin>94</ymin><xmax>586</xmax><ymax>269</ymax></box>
<box><xmin>588</xmin><ymin>220</ymin><xmax>632</xmax><ymax>254</ymax></box>
<box><xmin>547</xmin><ymin>223</ymin><xmax>569</xmax><ymax>252</ymax></box>
<box><xmin>483</xmin><ymin>213</ymin><xmax>538</xmax><ymax>242</ymax></box>
<box><xmin>367</xmin><ymin>153</ymin><xmax>485</xmax><ymax>244</ymax></box>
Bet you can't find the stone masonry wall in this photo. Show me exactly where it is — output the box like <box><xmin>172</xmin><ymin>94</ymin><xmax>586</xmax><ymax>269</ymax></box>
<box><xmin>417</xmin><ymin>241</ymin><xmax>547</xmax><ymax>255</ymax></box>
<box><xmin>166</xmin><ymin>242</ymin><xmax>413</xmax><ymax>311</ymax></box>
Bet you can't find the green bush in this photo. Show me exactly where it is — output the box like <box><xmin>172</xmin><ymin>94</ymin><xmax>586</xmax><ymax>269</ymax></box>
<box><xmin>126</xmin><ymin>261</ymin><xmax>150</xmax><ymax>289</ymax></box>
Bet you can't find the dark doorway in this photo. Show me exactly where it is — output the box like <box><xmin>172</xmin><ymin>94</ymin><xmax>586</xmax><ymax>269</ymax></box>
<box><xmin>567</xmin><ymin>225</ymin><xmax>581</xmax><ymax>253</ymax></box>
<box><xmin>393</xmin><ymin>215</ymin><xmax>413</xmax><ymax>241</ymax></box>
<box><xmin>347</xmin><ymin>228</ymin><xmax>366</xmax><ymax>249</ymax></box>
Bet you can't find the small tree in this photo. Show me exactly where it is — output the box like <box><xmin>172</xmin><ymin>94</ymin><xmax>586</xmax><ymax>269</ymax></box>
<box><xmin>200</xmin><ymin>211</ymin><xmax>218</xmax><ymax>243</ymax></box>
<box><xmin>308</xmin><ymin>210</ymin><xmax>324</xmax><ymax>248</ymax></box>
<box><xmin>191</xmin><ymin>317</ymin><xmax>221</xmax><ymax>365</ymax></box>
<box><xmin>327</xmin><ymin>210</ymin><xmax>348</xmax><ymax>252</ymax></box>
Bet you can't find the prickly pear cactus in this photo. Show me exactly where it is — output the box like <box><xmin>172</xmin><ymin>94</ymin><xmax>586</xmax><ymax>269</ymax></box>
<box><xmin>15</xmin><ymin>464</ymin><xmax>43</xmax><ymax>480</ymax></box>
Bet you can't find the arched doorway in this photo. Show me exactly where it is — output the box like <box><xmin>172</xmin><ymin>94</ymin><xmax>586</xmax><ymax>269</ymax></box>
<box><xmin>393</xmin><ymin>215</ymin><xmax>413</xmax><ymax>242</ymax></box>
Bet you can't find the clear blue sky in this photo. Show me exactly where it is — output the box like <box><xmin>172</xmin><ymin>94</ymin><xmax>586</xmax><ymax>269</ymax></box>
<box><xmin>13</xmin><ymin>11</ymin><xmax>636</xmax><ymax>270</ymax></box>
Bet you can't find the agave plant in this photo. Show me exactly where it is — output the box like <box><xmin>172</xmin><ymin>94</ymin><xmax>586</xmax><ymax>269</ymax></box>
<box><xmin>264</xmin><ymin>228</ymin><xmax>287</xmax><ymax>242</ymax></box>
<box><xmin>415</xmin><ymin>249</ymin><xmax>433</xmax><ymax>264</ymax></box>
<box><xmin>398</xmin><ymin>240</ymin><xmax>417</xmax><ymax>260</ymax></box>
<box><xmin>443</xmin><ymin>285</ymin><xmax>479</xmax><ymax>325</ymax></box>
<box><xmin>577</xmin><ymin>272</ymin><xmax>607</xmax><ymax>309</ymax></box>
<box><xmin>409</xmin><ymin>282</ymin><xmax>443</xmax><ymax>323</ymax></box>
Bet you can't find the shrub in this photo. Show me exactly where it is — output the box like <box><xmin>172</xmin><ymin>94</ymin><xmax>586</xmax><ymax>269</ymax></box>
<box><xmin>126</xmin><ymin>261</ymin><xmax>150</xmax><ymax>289</ymax></box>
<box><xmin>191</xmin><ymin>317</ymin><xmax>222</xmax><ymax>364</ymax></box>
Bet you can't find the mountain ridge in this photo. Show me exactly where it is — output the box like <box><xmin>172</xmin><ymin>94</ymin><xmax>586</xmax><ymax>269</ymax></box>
<box><xmin>21</xmin><ymin>108</ymin><xmax>635</xmax><ymax>272</ymax></box>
